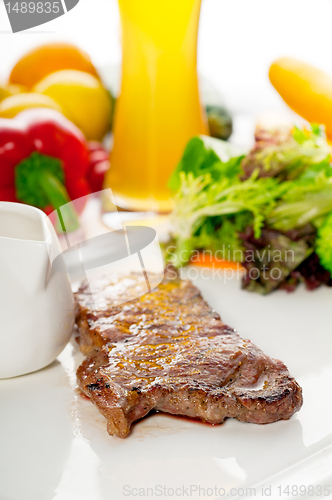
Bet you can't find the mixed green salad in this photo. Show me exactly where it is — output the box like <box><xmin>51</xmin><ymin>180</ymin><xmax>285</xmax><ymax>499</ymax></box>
<box><xmin>166</xmin><ymin>124</ymin><xmax>332</xmax><ymax>294</ymax></box>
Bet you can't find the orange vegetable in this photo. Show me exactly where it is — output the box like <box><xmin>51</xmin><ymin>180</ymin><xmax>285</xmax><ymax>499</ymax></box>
<box><xmin>190</xmin><ymin>252</ymin><xmax>244</xmax><ymax>270</ymax></box>
<box><xmin>269</xmin><ymin>57</ymin><xmax>332</xmax><ymax>141</ymax></box>
<box><xmin>9</xmin><ymin>42</ymin><xmax>99</xmax><ymax>90</ymax></box>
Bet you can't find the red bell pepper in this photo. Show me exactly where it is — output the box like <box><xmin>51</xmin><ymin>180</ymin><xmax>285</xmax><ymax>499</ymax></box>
<box><xmin>86</xmin><ymin>141</ymin><xmax>110</xmax><ymax>193</ymax></box>
<box><xmin>0</xmin><ymin>108</ymin><xmax>90</xmax><ymax>215</ymax></box>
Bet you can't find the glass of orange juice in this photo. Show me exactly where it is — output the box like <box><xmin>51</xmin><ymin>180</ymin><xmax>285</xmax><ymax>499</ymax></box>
<box><xmin>104</xmin><ymin>0</ymin><xmax>208</xmax><ymax>218</ymax></box>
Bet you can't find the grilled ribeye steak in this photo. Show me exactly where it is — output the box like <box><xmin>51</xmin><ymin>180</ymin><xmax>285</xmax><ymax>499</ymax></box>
<box><xmin>75</xmin><ymin>268</ymin><xmax>303</xmax><ymax>438</ymax></box>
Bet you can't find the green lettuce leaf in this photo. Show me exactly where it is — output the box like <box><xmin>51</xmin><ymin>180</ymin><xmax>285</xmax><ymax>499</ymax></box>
<box><xmin>316</xmin><ymin>212</ymin><xmax>332</xmax><ymax>274</ymax></box>
<box><xmin>169</xmin><ymin>171</ymin><xmax>280</xmax><ymax>267</ymax></box>
<box><xmin>268</xmin><ymin>171</ymin><xmax>332</xmax><ymax>231</ymax></box>
<box><xmin>190</xmin><ymin>212</ymin><xmax>253</xmax><ymax>263</ymax></box>
<box><xmin>168</xmin><ymin>136</ymin><xmax>244</xmax><ymax>191</ymax></box>
<box><xmin>241</xmin><ymin>124</ymin><xmax>331</xmax><ymax>181</ymax></box>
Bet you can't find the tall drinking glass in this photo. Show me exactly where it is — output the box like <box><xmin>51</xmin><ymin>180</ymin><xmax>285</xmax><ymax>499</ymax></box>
<box><xmin>105</xmin><ymin>0</ymin><xmax>208</xmax><ymax>218</ymax></box>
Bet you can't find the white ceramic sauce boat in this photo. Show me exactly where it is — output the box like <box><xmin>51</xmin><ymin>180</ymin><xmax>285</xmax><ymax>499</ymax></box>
<box><xmin>0</xmin><ymin>202</ymin><xmax>74</xmax><ymax>378</ymax></box>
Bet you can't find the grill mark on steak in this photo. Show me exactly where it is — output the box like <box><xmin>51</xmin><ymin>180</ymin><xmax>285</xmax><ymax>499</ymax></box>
<box><xmin>75</xmin><ymin>267</ymin><xmax>303</xmax><ymax>438</ymax></box>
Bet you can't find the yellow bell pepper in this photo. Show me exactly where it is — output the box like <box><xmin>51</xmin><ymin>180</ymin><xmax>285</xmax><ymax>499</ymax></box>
<box><xmin>269</xmin><ymin>57</ymin><xmax>332</xmax><ymax>141</ymax></box>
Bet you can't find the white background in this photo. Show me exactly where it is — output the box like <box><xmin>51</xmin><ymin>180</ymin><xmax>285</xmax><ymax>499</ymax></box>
<box><xmin>0</xmin><ymin>0</ymin><xmax>332</xmax><ymax>140</ymax></box>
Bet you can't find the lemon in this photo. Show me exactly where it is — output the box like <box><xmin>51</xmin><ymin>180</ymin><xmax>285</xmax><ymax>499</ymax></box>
<box><xmin>0</xmin><ymin>86</ymin><xmax>12</xmax><ymax>102</ymax></box>
<box><xmin>0</xmin><ymin>92</ymin><xmax>63</xmax><ymax>118</ymax></box>
<box><xmin>0</xmin><ymin>83</ymin><xmax>24</xmax><ymax>102</ymax></box>
<box><xmin>34</xmin><ymin>70</ymin><xmax>112</xmax><ymax>140</ymax></box>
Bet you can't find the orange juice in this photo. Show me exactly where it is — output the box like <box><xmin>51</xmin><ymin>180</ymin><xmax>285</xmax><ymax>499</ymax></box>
<box><xmin>105</xmin><ymin>0</ymin><xmax>208</xmax><ymax>213</ymax></box>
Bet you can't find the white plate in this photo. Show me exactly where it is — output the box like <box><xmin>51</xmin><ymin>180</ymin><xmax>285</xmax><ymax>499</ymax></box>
<box><xmin>1</xmin><ymin>268</ymin><xmax>332</xmax><ymax>500</ymax></box>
